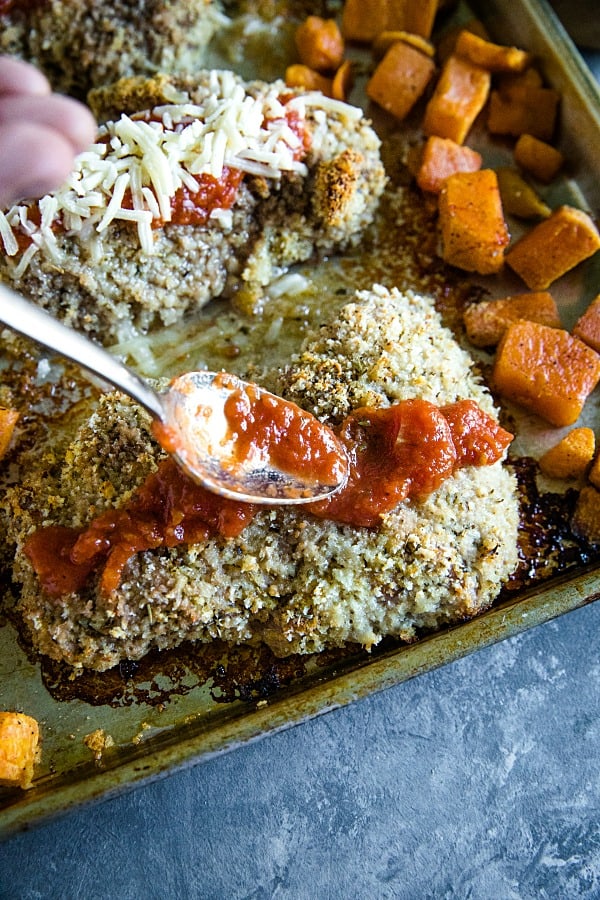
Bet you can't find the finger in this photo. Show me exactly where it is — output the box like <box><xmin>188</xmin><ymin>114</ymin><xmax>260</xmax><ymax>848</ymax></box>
<box><xmin>0</xmin><ymin>93</ymin><xmax>97</xmax><ymax>155</ymax></box>
<box><xmin>0</xmin><ymin>122</ymin><xmax>79</xmax><ymax>206</ymax></box>
<box><xmin>0</xmin><ymin>56</ymin><xmax>51</xmax><ymax>97</ymax></box>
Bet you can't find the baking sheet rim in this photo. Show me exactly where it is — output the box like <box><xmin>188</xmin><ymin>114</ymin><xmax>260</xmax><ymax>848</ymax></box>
<box><xmin>1</xmin><ymin>568</ymin><xmax>599</xmax><ymax>840</ymax></box>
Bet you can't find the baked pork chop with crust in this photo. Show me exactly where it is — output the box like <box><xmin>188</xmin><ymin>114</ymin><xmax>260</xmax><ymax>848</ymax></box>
<box><xmin>5</xmin><ymin>286</ymin><xmax>520</xmax><ymax>673</ymax></box>
<box><xmin>0</xmin><ymin>0</ymin><xmax>228</xmax><ymax>99</ymax></box>
<box><xmin>0</xmin><ymin>71</ymin><xmax>386</xmax><ymax>341</ymax></box>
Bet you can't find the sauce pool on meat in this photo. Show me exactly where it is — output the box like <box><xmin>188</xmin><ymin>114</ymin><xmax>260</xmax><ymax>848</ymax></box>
<box><xmin>24</xmin><ymin>397</ymin><xmax>512</xmax><ymax>599</ymax></box>
<box><xmin>124</xmin><ymin>168</ymin><xmax>245</xmax><ymax>229</ymax></box>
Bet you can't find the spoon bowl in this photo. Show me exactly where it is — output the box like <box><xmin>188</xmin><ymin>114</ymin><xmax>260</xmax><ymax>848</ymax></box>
<box><xmin>0</xmin><ymin>284</ymin><xmax>348</xmax><ymax>504</ymax></box>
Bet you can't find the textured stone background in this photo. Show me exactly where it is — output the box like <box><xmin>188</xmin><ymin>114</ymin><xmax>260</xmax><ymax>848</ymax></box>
<box><xmin>1</xmin><ymin>34</ymin><xmax>599</xmax><ymax>900</ymax></box>
<box><xmin>1</xmin><ymin>600</ymin><xmax>599</xmax><ymax>898</ymax></box>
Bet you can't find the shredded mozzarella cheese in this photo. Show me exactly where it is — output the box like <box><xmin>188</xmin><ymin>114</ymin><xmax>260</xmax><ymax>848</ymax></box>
<box><xmin>0</xmin><ymin>73</ymin><xmax>359</xmax><ymax>275</ymax></box>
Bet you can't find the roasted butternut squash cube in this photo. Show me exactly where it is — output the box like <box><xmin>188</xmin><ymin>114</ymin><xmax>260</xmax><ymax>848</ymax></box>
<box><xmin>341</xmin><ymin>0</ymin><xmax>389</xmax><ymax>42</ymax></box>
<box><xmin>493</xmin><ymin>320</ymin><xmax>600</xmax><ymax>426</ymax></box>
<box><xmin>505</xmin><ymin>205</ymin><xmax>600</xmax><ymax>290</ymax></box>
<box><xmin>285</xmin><ymin>64</ymin><xmax>332</xmax><ymax>95</ymax></box>
<box><xmin>514</xmin><ymin>133</ymin><xmax>564</xmax><ymax>183</ymax></box>
<box><xmin>573</xmin><ymin>294</ymin><xmax>600</xmax><ymax>354</ymax></box>
<box><xmin>416</xmin><ymin>136</ymin><xmax>482</xmax><ymax>193</ymax></box>
<box><xmin>332</xmin><ymin>59</ymin><xmax>354</xmax><ymax>102</ymax></box>
<box><xmin>487</xmin><ymin>83</ymin><xmax>560</xmax><ymax>141</ymax></box>
<box><xmin>342</xmin><ymin>0</ymin><xmax>437</xmax><ymax>42</ymax></box>
<box><xmin>438</xmin><ymin>169</ymin><xmax>509</xmax><ymax>275</ymax></box>
<box><xmin>437</xmin><ymin>19</ymin><xmax>489</xmax><ymax>66</ymax></box>
<box><xmin>402</xmin><ymin>0</ymin><xmax>438</xmax><ymax>39</ymax></box>
<box><xmin>423</xmin><ymin>54</ymin><xmax>491</xmax><ymax>144</ymax></box>
<box><xmin>367</xmin><ymin>41</ymin><xmax>435</xmax><ymax>121</ymax></box>
<box><xmin>463</xmin><ymin>291</ymin><xmax>561</xmax><ymax>347</ymax></box>
<box><xmin>454</xmin><ymin>30</ymin><xmax>531</xmax><ymax>73</ymax></box>
<box><xmin>295</xmin><ymin>16</ymin><xmax>344</xmax><ymax>73</ymax></box>
<box><xmin>0</xmin><ymin>712</ymin><xmax>40</xmax><ymax>789</ymax></box>
<box><xmin>539</xmin><ymin>427</ymin><xmax>595</xmax><ymax>479</ymax></box>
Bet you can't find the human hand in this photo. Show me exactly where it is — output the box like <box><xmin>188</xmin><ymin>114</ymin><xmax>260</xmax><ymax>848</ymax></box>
<box><xmin>0</xmin><ymin>57</ymin><xmax>97</xmax><ymax>208</ymax></box>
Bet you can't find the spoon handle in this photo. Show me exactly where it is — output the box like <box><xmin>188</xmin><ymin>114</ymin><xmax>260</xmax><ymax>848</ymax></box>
<box><xmin>0</xmin><ymin>283</ymin><xmax>164</xmax><ymax>421</ymax></box>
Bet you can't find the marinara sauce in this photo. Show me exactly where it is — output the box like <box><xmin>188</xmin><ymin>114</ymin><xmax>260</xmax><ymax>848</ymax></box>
<box><xmin>25</xmin><ymin>459</ymin><xmax>258</xmax><ymax>598</ymax></box>
<box><xmin>220</xmin><ymin>378</ymin><xmax>347</xmax><ymax>488</ymax></box>
<box><xmin>144</xmin><ymin>167</ymin><xmax>245</xmax><ymax>229</ymax></box>
<box><xmin>24</xmin><ymin>397</ymin><xmax>512</xmax><ymax>599</ymax></box>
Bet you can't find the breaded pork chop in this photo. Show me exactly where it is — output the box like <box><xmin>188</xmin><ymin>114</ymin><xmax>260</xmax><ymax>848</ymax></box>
<box><xmin>0</xmin><ymin>0</ymin><xmax>227</xmax><ymax>99</ymax></box>
<box><xmin>0</xmin><ymin>71</ymin><xmax>386</xmax><ymax>342</ymax></box>
<box><xmin>5</xmin><ymin>286</ymin><xmax>519</xmax><ymax>673</ymax></box>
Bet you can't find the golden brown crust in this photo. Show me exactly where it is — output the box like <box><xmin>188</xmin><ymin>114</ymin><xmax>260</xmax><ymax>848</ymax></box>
<box><xmin>6</xmin><ymin>287</ymin><xmax>519</xmax><ymax>672</ymax></box>
<box><xmin>313</xmin><ymin>149</ymin><xmax>363</xmax><ymax>229</ymax></box>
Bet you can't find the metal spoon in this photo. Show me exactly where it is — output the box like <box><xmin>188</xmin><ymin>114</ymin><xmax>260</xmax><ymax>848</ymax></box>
<box><xmin>0</xmin><ymin>284</ymin><xmax>348</xmax><ymax>504</ymax></box>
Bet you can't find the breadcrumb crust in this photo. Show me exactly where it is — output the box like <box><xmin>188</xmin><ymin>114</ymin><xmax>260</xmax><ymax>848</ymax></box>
<box><xmin>6</xmin><ymin>286</ymin><xmax>519</xmax><ymax>672</ymax></box>
<box><xmin>0</xmin><ymin>0</ymin><xmax>227</xmax><ymax>98</ymax></box>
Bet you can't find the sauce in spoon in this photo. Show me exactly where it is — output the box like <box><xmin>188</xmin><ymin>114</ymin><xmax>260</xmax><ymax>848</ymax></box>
<box><xmin>153</xmin><ymin>372</ymin><xmax>348</xmax><ymax>502</ymax></box>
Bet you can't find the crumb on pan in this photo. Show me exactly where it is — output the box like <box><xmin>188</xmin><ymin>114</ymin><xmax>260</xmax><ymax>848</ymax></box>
<box><xmin>83</xmin><ymin>728</ymin><xmax>114</xmax><ymax>765</ymax></box>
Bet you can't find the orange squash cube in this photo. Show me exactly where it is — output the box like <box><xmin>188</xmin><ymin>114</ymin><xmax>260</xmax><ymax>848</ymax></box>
<box><xmin>438</xmin><ymin>169</ymin><xmax>510</xmax><ymax>275</ymax></box>
<box><xmin>493</xmin><ymin>320</ymin><xmax>600</xmax><ymax>426</ymax></box>
<box><xmin>539</xmin><ymin>427</ymin><xmax>595</xmax><ymax>479</ymax></box>
<box><xmin>341</xmin><ymin>0</ymin><xmax>389</xmax><ymax>42</ymax></box>
<box><xmin>463</xmin><ymin>291</ymin><xmax>561</xmax><ymax>347</ymax></box>
<box><xmin>436</xmin><ymin>19</ymin><xmax>489</xmax><ymax>66</ymax></box>
<box><xmin>514</xmin><ymin>133</ymin><xmax>564</xmax><ymax>183</ymax></box>
<box><xmin>0</xmin><ymin>712</ymin><xmax>40</xmax><ymax>789</ymax></box>
<box><xmin>332</xmin><ymin>59</ymin><xmax>354</xmax><ymax>102</ymax></box>
<box><xmin>401</xmin><ymin>0</ymin><xmax>438</xmax><ymax>39</ymax></box>
<box><xmin>342</xmin><ymin>0</ymin><xmax>437</xmax><ymax>42</ymax></box>
<box><xmin>295</xmin><ymin>16</ymin><xmax>344</xmax><ymax>73</ymax></box>
<box><xmin>423</xmin><ymin>54</ymin><xmax>490</xmax><ymax>145</ymax></box>
<box><xmin>342</xmin><ymin>0</ymin><xmax>438</xmax><ymax>43</ymax></box>
<box><xmin>454</xmin><ymin>29</ymin><xmax>531</xmax><ymax>73</ymax></box>
<box><xmin>416</xmin><ymin>136</ymin><xmax>482</xmax><ymax>193</ymax></box>
<box><xmin>285</xmin><ymin>64</ymin><xmax>332</xmax><ymax>95</ymax></box>
<box><xmin>488</xmin><ymin>84</ymin><xmax>560</xmax><ymax>141</ymax></box>
<box><xmin>505</xmin><ymin>205</ymin><xmax>600</xmax><ymax>290</ymax></box>
<box><xmin>573</xmin><ymin>294</ymin><xmax>600</xmax><ymax>354</ymax></box>
<box><xmin>367</xmin><ymin>41</ymin><xmax>435</xmax><ymax>120</ymax></box>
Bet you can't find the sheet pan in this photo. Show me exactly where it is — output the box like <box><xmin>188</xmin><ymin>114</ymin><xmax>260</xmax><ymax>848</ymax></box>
<box><xmin>1</xmin><ymin>0</ymin><xmax>600</xmax><ymax>838</ymax></box>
